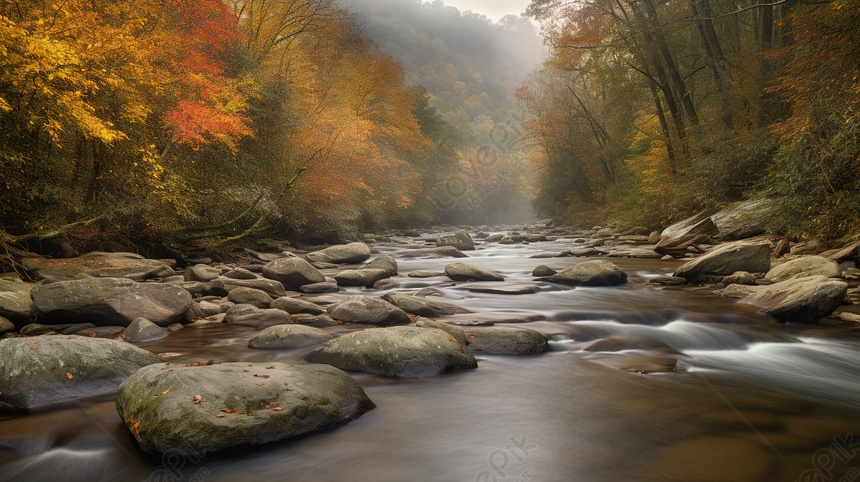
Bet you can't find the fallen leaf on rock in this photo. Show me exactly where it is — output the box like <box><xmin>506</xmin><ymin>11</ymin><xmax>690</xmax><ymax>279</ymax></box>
<box><xmin>460</xmin><ymin>346</ymin><xmax>465</xmax><ymax>352</ymax></box>
<box><xmin>272</xmin><ymin>407</ymin><xmax>283</xmax><ymax>411</ymax></box>
<box><xmin>192</xmin><ymin>395</ymin><xmax>202</xmax><ymax>404</ymax></box>
<box><xmin>216</xmin><ymin>414</ymin><xmax>225</xmax><ymax>418</ymax></box>
<box><xmin>222</xmin><ymin>409</ymin><xmax>233</xmax><ymax>413</ymax></box>
<box><xmin>29</xmin><ymin>340</ymin><xmax>40</xmax><ymax>349</ymax></box>
<box><xmin>265</xmin><ymin>366</ymin><xmax>275</xmax><ymax>369</ymax></box>
<box><xmin>256</xmin><ymin>382</ymin><xmax>263</xmax><ymax>386</ymax></box>
<box><xmin>254</xmin><ymin>374</ymin><xmax>270</xmax><ymax>379</ymax></box>
<box><xmin>207</xmin><ymin>359</ymin><xmax>215</xmax><ymax>365</ymax></box>
<box><xmin>447</xmin><ymin>337</ymin><xmax>453</xmax><ymax>341</ymax></box>
<box><xmin>51</xmin><ymin>367</ymin><xmax>55</xmax><ymax>371</ymax></box>
<box><xmin>120</xmin><ymin>334</ymin><xmax>126</xmax><ymax>339</ymax></box>
<box><xmin>66</xmin><ymin>372</ymin><xmax>73</xmax><ymax>380</ymax></box>
<box><xmin>155</xmin><ymin>388</ymin><xmax>169</xmax><ymax>396</ymax></box>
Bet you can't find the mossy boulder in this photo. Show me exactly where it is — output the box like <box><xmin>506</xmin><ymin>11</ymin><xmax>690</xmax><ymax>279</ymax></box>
<box><xmin>0</xmin><ymin>337</ymin><xmax>161</xmax><ymax>410</ymax></box>
<box><xmin>305</xmin><ymin>326</ymin><xmax>477</xmax><ymax>377</ymax></box>
<box><xmin>115</xmin><ymin>362</ymin><xmax>375</xmax><ymax>455</ymax></box>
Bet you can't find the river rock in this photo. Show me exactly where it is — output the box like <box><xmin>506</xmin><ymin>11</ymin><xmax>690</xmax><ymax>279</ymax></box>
<box><xmin>673</xmin><ymin>240</ymin><xmax>771</xmax><ymax>281</ymax></box>
<box><xmin>262</xmin><ymin>258</ymin><xmax>325</xmax><ymax>290</ymax></box>
<box><xmin>462</xmin><ymin>327</ymin><xmax>549</xmax><ymax>355</ymax></box>
<box><xmin>271</xmin><ymin>297</ymin><xmax>326</xmax><ymax>315</ymax></box>
<box><xmin>124</xmin><ymin>317</ymin><xmax>167</xmax><ymax>343</ymax></box>
<box><xmin>223</xmin><ymin>267</ymin><xmax>258</xmax><ymax>280</ymax></box>
<box><xmin>279</xmin><ymin>314</ymin><xmax>342</xmax><ymax>328</ymax></box>
<box><xmin>204</xmin><ymin>277</ymin><xmax>287</xmax><ymax>299</ymax></box>
<box><xmin>306</xmin><ymin>243</ymin><xmax>371</xmax><ymax>264</ymax></box>
<box><xmin>224</xmin><ymin>304</ymin><xmax>292</xmax><ymax>328</ymax></box>
<box><xmin>764</xmin><ymin>256</ymin><xmax>842</xmax><ymax>282</ymax></box>
<box><xmin>415</xmin><ymin>318</ymin><xmax>468</xmax><ymax>345</ymax></box>
<box><xmin>381</xmin><ymin>292</ymin><xmax>471</xmax><ymax>316</ymax></box>
<box><xmin>546</xmin><ymin>260</ymin><xmax>627</xmax><ymax>286</ymax></box>
<box><xmin>711</xmin><ymin>199</ymin><xmax>771</xmax><ymax>240</ymax></box>
<box><xmin>464</xmin><ymin>284</ymin><xmax>540</xmax><ymax>295</ymax></box>
<box><xmin>227</xmin><ymin>287</ymin><xmax>274</xmax><ymax>308</ymax></box>
<box><xmin>400</xmin><ymin>247</ymin><xmax>468</xmax><ymax>258</ymax></box>
<box><xmin>23</xmin><ymin>252</ymin><xmax>175</xmax><ymax>282</ymax></box>
<box><xmin>184</xmin><ymin>264</ymin><xmax>222</xmax><ymax>282</ymax></box>
<box><xmin>31</xmin><ymin>278</ymin><xmax>192</xmax><ymax>327</ymax></box>
<box><xmin>444</xmin><ymin>263</ymin><xmax>504</xmax><ymax>282</ymax></box>
<box><xmin>334</xmin><ymin>269</ymin><xmax>390</xmax><ymax>287</ymax></box>
<box><xmin>739</xmin><ymin>275</ymin><xmax>848</xmax><ymax>323</ymax></box>
<box><xmin>436</xmin><ymin>231</ymin><xmax>475</xmax><ymax>251</ymax></box>
<box><xmin>305</xmin><ymin>326</ymin><xmax>476</xmax><ymax>377</ymax></box>
<box><xmin>115</xmin><ymin>362</ymin><xmax>375</xmax><ymax>455</ymax></box>
<box><xmin>363</xmin><ymin>256</ymin><xmax>398</xmax><ymax>276</ymax></box>
<box><xmin>0</xmin><ymin>316</ymin><xmax>14</xmax><ymax>335</ymax></box>
<box><xmin>248</xmin><ymin>325</ymin><xmax>332</xmax><ymax>349</ymax></box>
<box><xmin>722</xmin><ymin>271</ymin><xmax>757</xmax><ymax>286</ymax></box>
<box><xmin>654</xmin><ymin>212</ymin><xmax>719</xmax><ymax>256</ymax></box>
<box><xmin>0</xmin><ymin>279</ymin><xmax>36</xmax><ymax>326</ymax></box>
<box><xmin>326</xmin><ymin>296</ymin><xmax>410</xmax><ymax>326</ymax></box>
<box><xmin>532</xmin><ymin>265</ymin><xmax>557</xmax><ymax>277</ymax></box>
<box><xmin>300</xmin><ymin>282</ymin><xmax>341</xmax><ymax>293</ymax></box>
<box><xmin>0</xmin><ymin>337</ymin><xmax>161</xmax><ymax>409</ymax></box>
<box><xmin>408</xmin><ymin>271</ymin><xmax>445</xmax><ymax>278</ymax></box>
<box><xmin>586</xmin><ymin>354</ymin><xmax>677</xmax><ymax>374</ymax></box>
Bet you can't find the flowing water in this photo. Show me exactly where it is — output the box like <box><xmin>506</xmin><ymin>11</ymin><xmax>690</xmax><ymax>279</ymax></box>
<box><xmin>2</xmin><ymin>234</ymin><xmax>860</xmax><ymax>481</ymax></box>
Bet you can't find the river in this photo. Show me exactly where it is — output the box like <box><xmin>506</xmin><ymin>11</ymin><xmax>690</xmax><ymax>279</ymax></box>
<box><xmin>2</xmin><ymin>233</ymin><xmax>859</xmax><ymax>481</ymax></box>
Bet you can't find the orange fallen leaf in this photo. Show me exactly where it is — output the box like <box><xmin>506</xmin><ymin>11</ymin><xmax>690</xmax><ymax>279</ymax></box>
<box><xmin>120</xmin><ymin>334</ymin><xmax>126</xmax><ymax>339</ymax></box>
<box><xmin>192</xmin><ymin>395</ymin><xmax>202</xmax><ymax>404</ymax></box>
<box><xmin>265</xmin><ymin>366</ymin><xmax>275</xmax><ymax>369</ymax></box>
<box><xmin>66</xmin><ymin>372</ymin><xmax>73</xmax><ymax>380</ymax></box>
<box><xmin>222</xmin><ymin>408</ymin><xmax>233</xmax><ymax>413</ymax></box>
<box><xmin>155</xmin><ymin>389</ymin><xmax>169</xmax><ymax>396</ymax></box>
<box><xmin>206</xmin><ymin>359</ymin><xmax>214</xmax><ymax>365</ymax></box>
<box><xmin>132</xmin><ymin>420</ymin><xmax>141</xmax><ymax>429</ymax></box>
<box><xmin>256</xmin><ymin>382</ymin><xmax>263</xmax><ymax>386</ymax></box>
<box><xmin>29</xmin><ymin>340</ymin><xmax>40</xmax><ymax>349</ymax></box>
<box><xmin>8</xmin><ymin>373</ymin><xmax>13</xmax><ymax>377</ymax></box>
<box><xmin>254</xmin><ymin>374</ymin><xmax>270</xmax><ymax>379</ymax></box>
<box><xmin>235</xmin><ymin>410</ymin><xmax>243</xmax><ymax>415</ymax></box>
<box><xmin>447</xmin><ymin>337</ymin><xmax>453</xmax><ymax>341</ymax></box>
<box><xmin>216</xmin><ymin>414</ymin><xmax>225</xmax><ymax>418</ymax></box>
<box><xmin>272</xmin><ymin>407</ymin><xmax>283</xmax><ymax>411</ymax></box>
<box><xmin>460</xmin><ymin>346</ymin><xmax>465</xmax><ymax>353</ymax></box>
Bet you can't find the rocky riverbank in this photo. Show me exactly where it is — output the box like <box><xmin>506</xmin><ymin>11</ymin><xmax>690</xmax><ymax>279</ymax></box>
<box><xmin>2</xmin><ymin>208</ymin><xmax>860</xmax><ymax>457</ymax></box>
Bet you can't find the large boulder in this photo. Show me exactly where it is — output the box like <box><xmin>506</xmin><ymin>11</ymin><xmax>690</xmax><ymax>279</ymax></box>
<box><xmin>326</xmin><ymin>296</ymin><xmax>410</xmax><ymax>326</ymax></box>
<box><xmin>115</xmin><ymin>362</ymin><xmax>375</xmax><ymax>455</ymax></box>
<box><xmin>415</xmin><ymin>318</ymin><xmax>468</xmax><ymax>345</ymax></box>
<box><xmin>23</xmin><ymin>252</ymin><xmax>175</xmax><ymax>282</ymax></box>
<box><xmin>363</xmin><ymin>256</ymin><xmax>398</xmax><ymax>276</ymax></box>
<box><xmin>31</xmin><ymin>278</ymin><xmax>192</xmax><ymax>327</ymax></box>
<box><xmin>444</xmin><ymin>263</ymin><xmax>504</xmax><ymax>282</ymax></box>
<box><xmin>546</xmin><ymin>260</ymin><xmax>627</xmax><ymax>286</ymax></box>
<box><xmin>306</xmin><ymin>243</ymin><xmax>371</xmax><ymax>264</ymax></box>
<box><xmin>740</xmin><ymin>275</ymin><xmax>848</xmax><ymax>323</ymax></box>
<box><xmin>227</xmin><ymin>287</ymin><xmax>273</xmax><ymax>308</ymax></box>
<box><xmin>305</xmin><ymin>326</ymin><xmax>477</xmax><ymax>377</ymax></box>
<box><xmin>436</xmin><ymin>231</ymin><xmax>475</xmax><ymax>251</ymax></box>
<box><xmin>674</xmin><ymin>240</ymin><xmax>771</xmax><ymax>281</ymax></box>
<box><xmin>654</xmin><ymin>212</ymin><xmax>719</xmax><ymax>256</ymax></box>
<box><xmin>381</xmin><ymin>292</ymin><xmax>471</xmax><ymax>317</ymax></box>
<box><xmin>0</xmin><ymin>337</ymin><xmax>161</xmax><ymax>410</ymax></box>
<box><xmin>248</xmin><ymin>325</ymin><xmax>332</xmax><ymax>349</ymax></box>
<box><xmin>0</xmin><ymin>279</ymin><xmax>36</xmax><ymax>326</ymax></box>
<box><xmin>710</xmin><ymin>199</ymin><xmax>772</xmax><ymax>240</ymax></box>
<box><xmin>462</xmin><ymin>327</ymin><xmax>549</xmax><ymax>355</ymax></box>
<box><xmin>262</xmin><ymin>258</ymin><xmax>325</xmax><ymax>290</ymax></box>
<box><xmin>334</xmin><ymin>269</ymin><xmax>390</xmax><ymax>287</ymax></box>
<box><xmin>765</xmin><ymin>256</ymin><xmax>842</xmax><ymax>283</ymax></box>
<box><xmin>271</xmin><ymin>296</ymin><xmax>326</xmax><ymax>315</ymax></box>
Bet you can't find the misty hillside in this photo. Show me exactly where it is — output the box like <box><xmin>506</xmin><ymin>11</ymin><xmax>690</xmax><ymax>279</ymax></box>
<box><xmin>348</xmin><ymin>0</ymin><xmax>544</xmax><ymax>138</ymax></box>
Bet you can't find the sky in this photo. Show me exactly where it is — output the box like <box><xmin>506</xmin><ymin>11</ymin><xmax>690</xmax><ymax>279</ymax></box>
<box><xmin>441</xmin><ymin>0</ymin><xmax>533</xmax><ymax>22</ymax></box>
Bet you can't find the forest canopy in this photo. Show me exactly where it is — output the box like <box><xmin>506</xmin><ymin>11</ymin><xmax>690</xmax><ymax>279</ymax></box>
<box><xmin>0</xmin><ymin>0</ymin><xmax>541</xmax><ymax>261</ymax></box>
<box><xmin>519</xmin><ymin>0</ymin><xmax>860</xmax><ymax>237</ymax></box>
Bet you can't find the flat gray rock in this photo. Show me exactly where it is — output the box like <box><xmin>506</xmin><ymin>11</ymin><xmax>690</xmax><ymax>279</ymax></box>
<box><xmin>248</xmin><ymin>325</ymin><xmax>332</xmax><ymax>349</ymax></box>
<box><xmin>462</xmin><ymin>327</ymin><xmax>549</xmax><ymax>355</ymax></box>
<box><xmin>306</xmin><ymin>243</ymin><xmax>371</xmax><ymax>264</ymax></box>
<box><xmin>305</xmin><ymin>326</ymin><xmax>476</xmax><ymax>377</ymax></box>
<box><xmin>326</xmin><ymin>296</ymin><xmax>410</xmax><ymax>326</ymax></box>
<box><xmin>444</xmin><ymin>263</ymin><xmax>504</xmax><ymax>282</ymax></box>
<box><xmin>382</xmin><ymin>292</ymin><xmax>471</xmax><ymax>316</ymax></box>
<box><xmin>31</xmin><ymin>278</ymin><xmax>192</xmax><ymax>327</ymax></box>
<box><xmin>334</xmin><ymin>269</ymin><xmax>390</xmax><ymax>287</ymax></box>
<box><xmin>546</xmin><ymin>260</ymin><xmax>627</xmax><ymax>286</ymax></box>
<box><xmin>740</xmin><ymin>275</ymin><xmax>848</xmax><ymax>323</ymax></box>
<box><xmin>124</xmin><ymin>317</ymin><xmax>167</xmax><ymax>343</ymax></box>
<box><xmin>674</xmin><ymin>240</ymin><xmax>771</xmax><ymax>281</ymax></box>
<box><xmin>116</xmin><ymin>362</ymin><xmax>375</xmax><ymax>455</ymax></box>
<box><xmin>1</xmin><ymin>337</ymin><xmax>161</xmax><ymax>409</ymax></box>
<box><xmin>765</xmin><ymin>256</ymin><xmax>842</xmax><ymax>282</ymax></box>
<box><xmin>270</xmin><ymin>296</ymin><xmax>326</xmax><ymax>315</ymax></box>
